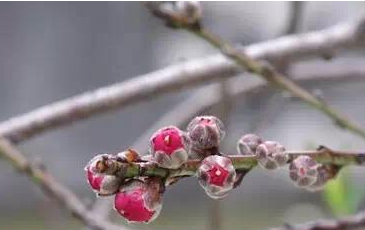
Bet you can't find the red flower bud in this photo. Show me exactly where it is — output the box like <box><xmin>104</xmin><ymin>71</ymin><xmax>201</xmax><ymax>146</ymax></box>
<box><xmin>197</xmin><ymin>155</ymin><xmax>236</xmax><ymax>199</ymax></box>
<box><xmin>150</xmin><ymin>126</ymin><xmax>190</xmax><ymax>169</ymax></box>
<box><xmin>187</xmin><ymin>116</ymin><xmax>225</xmax><ymax>151</ymax></box>
<box><xmin>85</xmin><ymin>154</ymin><xmax>121</xmax><ymax>196</ymax></box>
<box><xmin>255</xmin><ymin>141</ymin><xmax>288</xmax><ymax>170</ymax></box>
<box><xmin>114</xmin><ymin>179</ymin><xmax>163</xmax><ymax>223</ymax></box>
<box><xmin>237</xmin><ymin>134</ymin><xmax>263</xmax><ymax>155</ymax></box>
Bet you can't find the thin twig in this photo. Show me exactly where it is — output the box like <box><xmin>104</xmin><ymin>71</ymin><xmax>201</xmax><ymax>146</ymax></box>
<box><xmin>270</xmin><ymin>209</ymin><xmax>365</xmax><ymax>230</ymax></box>
<box><xmin>125</xmin><ymin>63</ymin><xmax>365</xmax><ymax>155</ymax></box>
<box><xmin>0</xmin><ymin>138</ymin><xmax>120</xmax><ymax>230</ymax></box>
<box><xmin>1</xmin><ymin>16</ymin><xmax>365</xmax><ymax>143</ymax></box>
<box><xmin>283</xmin><ymin>1</ymin><xmax>304</xmax><ymax>35</ymax></box>
<box><xmin>146</xmin><ymin>2</ymin><xmax>365</xmax><ymax>139</ymax></box>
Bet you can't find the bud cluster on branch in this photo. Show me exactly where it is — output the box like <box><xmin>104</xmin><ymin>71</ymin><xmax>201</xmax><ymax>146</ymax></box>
<box><xmin>85</xmin><ymin>115</ymin><xmax>365</xmax><ymax>224</ymax></box>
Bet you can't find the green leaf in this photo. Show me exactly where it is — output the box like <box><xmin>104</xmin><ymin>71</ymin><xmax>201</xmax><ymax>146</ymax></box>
<box><xmin>323</xmin><ymin>168</ymin><xmax>365</xmax><ymax>216</ymax></box>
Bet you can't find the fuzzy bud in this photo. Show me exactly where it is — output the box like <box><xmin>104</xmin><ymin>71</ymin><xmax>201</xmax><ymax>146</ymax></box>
<box><xmin>174</xmin><ymin>1</ymin><xmax>202</xmax><ymax>25</ymax></box>
<box><xmin>237</xmin><ymin>134</ymin><xmax>263</xmax><ymax>155</ymax></box>
<box><xmin>85</xmin><ymin>154</ymin><xmax>122</xmax><ymax>196</ymax></box>
<box><xmin>114</xmin><ymin>179</ymin><xmax>163</xmax><ymax>223</ymax></box>
<box><xmin>289</xmin><ymin>156</ymin><xmax>320</xmax><ymax>188</ymax></box>
<box><xmin>197</xmin><ymin>155</ymin><xmax>236</xmax><ymax>199</ymax></box>
<box><xmin>255</xmin><ymin>141</ymin><xmax>288</xmax><ymax>170</ymax></box>
<box><xmin>149</xmin><ymin>126</ymin><xmax>190</xmax><ymax>169</ymax></box>
<box><xmin>187</xmin><ymin>116</ymin><xmax>225</xmax><ymax>151</ymax></box>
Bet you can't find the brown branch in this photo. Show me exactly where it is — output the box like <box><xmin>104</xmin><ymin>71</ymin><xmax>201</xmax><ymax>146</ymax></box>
<box><xmin>1</xmin><ymin>17</ymin><xmax>365</xmax><ymax>143</ymax></box>
<box><xmin>146</xmin><ymin>2</ymin><xmax>365</xmax><ymax>139</ymax></box>
<box><xmin>271</xmin><ymin>210</ymin><xmax>365</xmax><ymax>230</ymax></box>
<box><xmin>0</xmin><ymin>138</ymin><xmax>120</xmax><ymax>230</ymax></box>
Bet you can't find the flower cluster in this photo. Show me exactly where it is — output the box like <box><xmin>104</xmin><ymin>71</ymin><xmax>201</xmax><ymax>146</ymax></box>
<box><xmin>85</xmin><ymin>150</ymin><xmax>164</xmax><ymax>223</ymax></box>
<box><xmin>85</xmin><ymin>116</ymin><xmax>339</xmax><ymax>224</ymax></box>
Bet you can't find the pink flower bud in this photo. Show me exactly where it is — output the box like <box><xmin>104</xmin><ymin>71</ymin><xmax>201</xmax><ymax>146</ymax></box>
<box><xmin>149</xmin><ymin>126</ymin><xmax>190</xmax><ymax>169</ymax></box>
<box><xmin>114</xmin><ymin>179</ymin><xmax>163</xmax><ymax>223</ymax></box>
<box><xmin>85</xmin><ymin>154</ymin><xmax>121</xmax><ymax>196</ymax></box>
<box><xmin>289</xmin><ymin>156</ymin><xmax>319</xmax><ymax>188</ymax></box>
<box><xmin>237</xmin><ymin>134</ymin><xmax>263</xmax><ymax>155</ymax></box>
<box><xmin>187</xmin><ymin>116</ymin><xmax>225</xmax><ymax>151</ymax></box>
<box><xmin>255</xmin><ymin>141</ymin><xmax>288</xmax><ymax>170</ymax></box>
<box><xmin>197</xmin><ymin>155</ymin><xmax>236</xmax><ymax>199</ymax></box>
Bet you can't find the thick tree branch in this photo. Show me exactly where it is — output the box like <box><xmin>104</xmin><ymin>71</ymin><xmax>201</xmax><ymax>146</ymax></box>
<box><xmin>1</xmin><ymin>16</ymin><xmax>365</xmax><ymax>143</ymax></box>
<box><xmin>0</xmin><ymin>138</ymin><xmax>120</xmax><ymax>230</ymax></box>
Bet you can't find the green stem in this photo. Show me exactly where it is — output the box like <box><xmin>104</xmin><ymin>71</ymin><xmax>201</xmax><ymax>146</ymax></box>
<box><xmin>97</xmin><ymin>149</ymin><xmax>365</xmax><ymax>179</ymax></box>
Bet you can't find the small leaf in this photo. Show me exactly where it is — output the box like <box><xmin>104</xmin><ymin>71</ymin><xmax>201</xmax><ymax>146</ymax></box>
<box><xmin>322</xmin><ymin>168</ymin><xmax>364</xmax><ymax>216</ymax></box>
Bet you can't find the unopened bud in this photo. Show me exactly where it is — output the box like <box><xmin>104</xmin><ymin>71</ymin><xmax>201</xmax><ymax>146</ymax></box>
<box><xmin>255</xmin><ymin>141</ymin><xmax>288</xmax><ymax>170</ymax></box>
<box><xmin>197</xmin><ymin>155</ymin><xmax>236</xmax><ymax>199</ymax></box>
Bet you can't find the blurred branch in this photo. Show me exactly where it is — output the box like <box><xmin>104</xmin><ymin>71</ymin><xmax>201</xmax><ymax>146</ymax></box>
<box><xmin>126</xmin><ymin>63</ymin><xmax>365</xmax><ymax>154</ymax></box>
<box><xmin>2</xmin><ymin>53</ymin><xmax>365</xmax><ymax>230</ymax></box>
<box><xmin>0</xmin><ymin>138</ymin><xmax>121</xmax><ymax>230</ymax></box>
<box><xmin>207</xmin><ymin>78</ymin><xmax>232</xmax><ymax>230</ymax></box>
<box><xmin>146</xmin><ymin>2</ymin><xmax>365</xmax><ymax>139</ymax></box>
<box><xmin>283</xmin><ymin>1</ymin><xmax>304</xmax><ymax>35</ymax></box>
<box><xmin>271</xmin><ymin>209</ymin><xmax>365</xmax><ymax>230</ymax></box>
<box><xmin>1</xmin><ymin>65</ymin><xmax>363</xmax><ymax>230</ymax></box>
<box><xmin>1</xmin><ymin>16</ymin><xmax>365</xmax><ymax>143</ymax></box>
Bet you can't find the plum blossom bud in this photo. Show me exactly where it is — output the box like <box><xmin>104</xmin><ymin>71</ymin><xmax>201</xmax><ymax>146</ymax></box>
<box><xmin>255</xmin><ymin>141</ymin><xmax>288</xmax><ymax>170</ymax></box>
<box><xmin>85</xmin><ymin>154</ymin><xmax>122</xmax><ymax>196</ymax></box>
<box><xmin>187</xmin><ymin>116</ymin><xmax>225</xmax><ymax>151</ymax></box>
<box><xmin>289</xmin><ymin>156</ymin><xmax>320</xmax><ymax>188</ymax></box>
<box><xmin>197</xmin><ymin>155</ymin><xmax>236</xmax><ymax>199</ymax></box>
<box><xmin>114</xmin><ymin>179</ymin><xmax>163</xmax><ymax>223</ymax></box>
<box><xmin>149</xmin><ymin>126</ymin><xmax>190</xmax><ymax>169</ymax></box>
<box><xmin>237</xmin><ymin>134</ymin><xmax>263</xmax><ymax>155</ymax></box>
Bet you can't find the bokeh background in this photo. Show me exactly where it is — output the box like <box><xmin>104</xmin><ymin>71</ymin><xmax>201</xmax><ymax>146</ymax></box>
<box><xmin>1</xmin><ymin>1</ymin><xmax>365</xmax><ymax>230</ymax></box>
